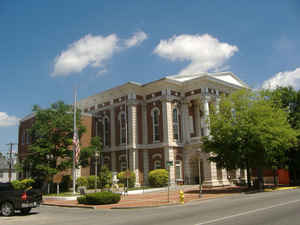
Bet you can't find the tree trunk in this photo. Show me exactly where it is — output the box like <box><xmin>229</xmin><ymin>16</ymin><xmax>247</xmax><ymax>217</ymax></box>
<box><xmin>257</xmin><ymin>167</ymin><xmax>264</xmax><ymax>191</ymax></box>
<box><xmin>246</xmin><ymin>160</ymin><xmax>251</xmax><ymax>188</ymax></box>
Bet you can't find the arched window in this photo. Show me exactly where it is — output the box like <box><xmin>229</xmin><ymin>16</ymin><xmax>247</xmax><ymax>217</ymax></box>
<box><xmin>119</xmin><ymin>111</ymin><xmax>126</xmax><ymax>144</ymax></box>
<box><xmin>175</xmin><ymin>160</ymin><xmax>182</xmax><ymax>179</ymax></box>
<box><xmin>172</xmin><ymin>108</ymin><xmax>179</xmax><ymax>140</ymax></box>
<box><xmin>103</xmin><ymin>116</ymin><xmax>110</xmax><ymax>146</ymax></box>
<box><xmin>151</xmin><ymin>108</ymin><xmax>160</xmax><ymax>142</ymax></box>
<box><xmin>154</xmin><ymin>160</ymin><xmax>162</xmax><ymax>169</ymax></box>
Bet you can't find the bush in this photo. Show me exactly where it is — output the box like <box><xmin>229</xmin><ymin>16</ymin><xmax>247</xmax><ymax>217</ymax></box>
<box><xmin>117</xmin><ymin>170</ymin><xmax>136</xmax><ymax>188</ymax></box>
<box><xmin>77</xmin><ymin>192</ymin><xmax>121</xmax><ymax>205</ymax></box>
<box><xmin>148</xmin><ymin>169</ymin><xmax>168</xmax><ymax>187</ymax></box>
<box><xmin>11</xmin><ymin>179</ymin><xmax>35</xmax><ymax>190</ymax></box>
<box><xmin>76</xmin><ymin>176</ymin><xmax>88</xmax><ymax>187</ymax></box>
<box><xmin>87</xmin><ymin>176</ymin><xmax>99</xmax><ymax>189</ymax></box>
<box><xmin>60</xmin><ymin>175</ymin><xmax>72</xmax><ymax>192</ymax></box>
<box><xmin>98</xmin><ymin>166</ymin><xmax>112</xmax><ymax>188</ymax></box>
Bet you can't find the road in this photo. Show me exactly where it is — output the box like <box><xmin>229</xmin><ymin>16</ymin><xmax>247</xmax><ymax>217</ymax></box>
<box><xmin>1</xmin><ymin>189</ymin><xmax>300</xmax><ymax>225</ymax></box>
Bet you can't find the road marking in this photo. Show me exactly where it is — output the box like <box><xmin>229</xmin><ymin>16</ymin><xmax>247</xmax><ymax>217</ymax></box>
<box><xmin>196</xmin><ymin>199</ymin><xmax>300</xmax><ymax>225</ymax></box>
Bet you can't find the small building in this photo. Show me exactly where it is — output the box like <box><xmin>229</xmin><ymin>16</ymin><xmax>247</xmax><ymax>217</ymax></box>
<box><xmin>0</xmin><ymin>155</ymin><xmax>17</xmax><ymax>183</ymax></box>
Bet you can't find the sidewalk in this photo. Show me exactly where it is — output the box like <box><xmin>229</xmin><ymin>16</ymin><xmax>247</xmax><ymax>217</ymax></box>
<box><xmin>42</xmin><ymin>185</ymin><xmax>244</xmax><ymax>209</ymax></box>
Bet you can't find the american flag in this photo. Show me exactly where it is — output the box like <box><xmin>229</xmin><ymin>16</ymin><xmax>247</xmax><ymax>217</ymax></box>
<box><xmin>73</xmin><ymin>129</ymin><xmax>80</xmax><ymax>164</ymax></box>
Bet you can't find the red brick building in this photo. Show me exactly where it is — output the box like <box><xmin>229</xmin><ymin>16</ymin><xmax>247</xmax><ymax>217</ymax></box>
<box><xmin>77</xmin><ymin>72</ymin><xmax>249</xmax><ymax>187</ymax></box>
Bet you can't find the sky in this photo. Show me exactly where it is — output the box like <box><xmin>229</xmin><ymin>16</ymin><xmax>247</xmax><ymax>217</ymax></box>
<box><xmin>1</xmin><ymin>0</ymin><xmax>300</xmax><ymax>154</ymax></box>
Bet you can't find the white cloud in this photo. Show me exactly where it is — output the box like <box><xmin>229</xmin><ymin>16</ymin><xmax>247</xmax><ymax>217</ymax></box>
<box><xmin>52</xmin><ymin>34</ymin><xmax>119</xmax><ymax>76</ymax></box>
<box><xmin>52</xmin><ymin>31</ymin><xmax>148</xmax><ymax>77</ymax></box>
<box><xmin>153</xmin><ymin>34</ymin><xmax>238</xmax><ymax>75</ymax></box>
<box><xmin>0</xmin><ymin>112</ymin><xmax>19</xmax><ymax>127</ymax></box>
<box><xmin>262</xmin><ymin>68</ymin><xmax>300</xmax><ymax>90</ymax></box>
<box><xmin>124</xmin><ymin>31</ymin><xmax>148</xmax><ymax>48</ymax></box>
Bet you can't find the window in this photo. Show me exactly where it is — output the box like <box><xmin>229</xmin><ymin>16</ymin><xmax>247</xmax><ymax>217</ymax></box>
<box><xmin>175</xmin><ymin>160</ymin><xmax>182</xmax><ymax>179</ymax></box>
<box><xmin>119</xmin><ymin>155</ymin><xmax>127</xmax><ymax>171</ymax></box>
<box><xmin>154</xmin><ymin>160</ymin><xmax>162</xmax><ymax>169</ymax></box>
<box><xmin>26</xmin><ymin>130</ymin><xmax>30</xmax><ymax>144</ymax></box>
<box><xmin>151</xmin><ymin>108</ymin><xmax>160</xmax><ymax>142</ymax></box>
<box><xmin>119</xmin><ymin>112</ymin><xmax>126</xmax><ymax>144</ymax></box>
<box><xmin>103</xmin><ymin>117</ymin><xmax>110</xmax><ymax>146</ymax></box>
<box><xmin>21</xmin><ymin>131</ymin><xmax>25</xmax><ymax>145</ymax></box>
<box><xmin>172</xmin><ymin>108</ymin><xmax>179</xmax><ymax>140</ymax></box>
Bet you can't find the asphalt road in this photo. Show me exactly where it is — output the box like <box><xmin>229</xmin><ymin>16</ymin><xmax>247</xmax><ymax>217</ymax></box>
<box><xmin>1</xmin><ymin>189</ymin><xmax>300</xmax><ymax>225</ymax></box>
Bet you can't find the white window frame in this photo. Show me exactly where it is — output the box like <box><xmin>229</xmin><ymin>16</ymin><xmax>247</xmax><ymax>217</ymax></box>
<box><xmin>118</xmin><ymin>111</ymin><xmax>126</xmax><ymax>144</ymax></box>
<box><xmin>175</xmin><ymin>160</ymin><xmax>182</xmax><ymax>180</ymax></box>
<box><xmin>151</xmin><ymin>107</ymin><xmax>160</xmax><ymax>142</ymax></box>
<box><xmin>154</xmin><ymin>160</ymin><xmax>162</xmax><ymax>170</ymax></box>
<box><xmin>172</xmin><ymin>108</ymin><xmax>179</xmax><ymax>141</ymax></box>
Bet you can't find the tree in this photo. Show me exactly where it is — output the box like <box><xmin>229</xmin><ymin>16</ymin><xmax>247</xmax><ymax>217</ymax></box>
<box><xmin>25</xmin><ymin>101</ymin><xmax>85</xmax><ymax>189</ymax></box>
<box><xmin>264</xmin><ymin>86</ymin><xmax>300</xmax><ymax>185</ymax></box>
<box><xmin>202</xmin><ymin>89</ymin><xmax>297</xmax><ymax>188</ymax></box>
<box><xmin>79</xmin><ymin>136</ymin><xmax>102</xmax><ymax>189</ymax></box>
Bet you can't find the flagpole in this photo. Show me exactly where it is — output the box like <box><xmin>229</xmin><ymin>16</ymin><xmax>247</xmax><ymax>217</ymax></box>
<box><xmin>73</xmin><ymin>88</ymin><xmax>77</xmax><ymax>195</ymax></box>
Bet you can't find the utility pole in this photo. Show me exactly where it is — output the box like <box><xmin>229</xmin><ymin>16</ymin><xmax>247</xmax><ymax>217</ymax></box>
<box><xmin>6</xmin><ymin>142</ymin><xmax>17</xmax><ymax>182</ymax></box>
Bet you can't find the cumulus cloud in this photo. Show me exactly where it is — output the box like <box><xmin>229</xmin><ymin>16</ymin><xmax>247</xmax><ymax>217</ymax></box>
<box><xmin>124</xmin><ymin>31</ymin><xmax>148</xmax><ymax>48</ymax></box>
<box><xmin>0</xmin><ymin>112</ymin><xmax>19</xmax><ymax>127</ymax></box>
<box><xmin>52</xmin><ymin>31</ymin><xmax>148</xmax><ymax>76</ymax></box>
<box><xmin>262</xmin><ymin>68</ymin><xmax>300</xmax><ymax>90</ymax></box>
<box><xmin>153</xmin><ymin>34</ymin><xmax>238</xmax><ymax>75</ymax></box>
<box><xmin>52</xmin><ymin>34</ymin><xmax>119</xmax><ymax>76</ymax></box>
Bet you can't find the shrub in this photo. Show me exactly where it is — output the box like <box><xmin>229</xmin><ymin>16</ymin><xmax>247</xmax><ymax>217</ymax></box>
<box><xmin>60</xmin><ymin>175</ymin><xmax>72</xmax><ymax>192</ymax></box>
<box><xmin>98</xmin><ymin>166</ymin><xmax>112</xmax><ymax>188</ymax></box>
<box><xmin>148</xmin><ymin>169</ymin><xmax>168</xmax><ymax>187</ymax></box>
<box><xmin>77</xmin><ymin>192</ymin><xmax>121</xmax><ymax>205</ymax></box>
<box><xmin>117</xmin><ymin>170</ymin><xmax>136</xmax><ymax>188</ymax></box>
<box><xmin>11</xmin><ymin>179</ymin><xmax>35</xmax><ymax>190</ymax></box>
<box><xmin>87</xmin><ymin>176</ymin><xmax>99</xmax><ymax>189</ymax></box>
<box><xmin>76</xmin><ymin>176</ymin><xmax>88</xmax><ymax>187</ymax></box>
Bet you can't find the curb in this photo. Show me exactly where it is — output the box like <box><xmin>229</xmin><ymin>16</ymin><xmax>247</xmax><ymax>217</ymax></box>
<box><xmin>42</xmin><ymin>203</ymin><xmax>96</xmax><ymax>209</ymax></box>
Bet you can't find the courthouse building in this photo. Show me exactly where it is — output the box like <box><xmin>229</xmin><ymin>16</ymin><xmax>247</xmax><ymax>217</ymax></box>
<box><xmin>77</xmin><ymin>72</ymin><xmax>249</xmax><ymax>187</ymax></box>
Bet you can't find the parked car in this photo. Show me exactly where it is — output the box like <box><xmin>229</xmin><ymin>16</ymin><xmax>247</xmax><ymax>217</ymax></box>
<box><xmin>0</xmin><ymin>182</ymin><xmax>42</xmax><ymax>216</ymax></box>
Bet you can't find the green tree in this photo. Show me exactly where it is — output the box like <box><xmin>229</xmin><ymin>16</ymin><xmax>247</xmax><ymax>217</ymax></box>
<box><xmin>202</xmin><ymin>89</ymin><xmax>297</xmax><ymax>189</ymax></box>
<box><xmin>25</xmin><ymin>101</ymin><xmax>85</xmax><ymax>189</ymax></box>
<box><xmin>264</xmin><ymin>86</ymin><xmax>300</xmax><ymax>185</ymax></box>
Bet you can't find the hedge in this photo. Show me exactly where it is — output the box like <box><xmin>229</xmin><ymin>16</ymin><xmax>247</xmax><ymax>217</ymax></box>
<box><xmin>148</xmin><ymin>169</ymin><xmax>168</xmax><ymax>187</ymax></box>
<box><xmin>77</xmin><ymin>192</ymin><xmax>121</xmax><ymax>205</ymax></box>
<box><xmin>76</xmin><ymin>176</ymin><xmax>88</xmax><ymax>187</ymax></box>
<box><xmin>117</xmin><ymin>170</ymin><xmax>136</xmax><ymax>188</ymax></box>
<box><xmin>11</xmin><ymin>179</ymin><xmax>35</xmax><ymax>190</ymax></box>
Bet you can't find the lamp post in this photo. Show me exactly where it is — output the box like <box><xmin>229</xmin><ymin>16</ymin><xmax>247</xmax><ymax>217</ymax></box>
<box><xmin>196</xmin><ymin>150</ymin><xmax>202</xmax><ymax>198</ymax></box>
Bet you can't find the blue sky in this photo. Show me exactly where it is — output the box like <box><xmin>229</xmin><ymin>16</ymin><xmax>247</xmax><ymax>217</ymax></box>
<box><xmin>1</xmin><ymin>0</ymin><xmax>300</xmax><ymax>154</ymax></box>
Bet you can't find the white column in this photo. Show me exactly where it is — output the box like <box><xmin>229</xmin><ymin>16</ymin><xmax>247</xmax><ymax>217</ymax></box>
<box><xmin>215</xmin><ymin>97</ymin><xmax>220</xmax><ymax>114</ymax></box>
<box><xmin>129</xmin><ymin>149</ymin><xmax>140</xmax><ymax>186</ymax></box>
<box><xmin>194</xmin><ymin>100</ymin><xmax>201</xmax><ymax>137</ymax></box>
<box><xmin>111</xmin><ymin>151</ymin><xmax>116</xmax><ymax>172</ymax></box>
<box><xmin>128</xmin><ymin>102</ymin><xmax>137</xmax><ymax>148</ymax></box>
<box><xmin>110</xmin><ymin>107</ymin><xmax>116</xmax><ymax>148</ymax></box>
<box><xmin>202</xmin><ymin>154</ymin><xmax>219</xmax><ymax>187</ymax></box>
<box><xmin>162</xmin><ymin>99</ymin><xmax>173</xmax><ymax>144</ymax></box>
<box><xmin>143</xmin><ymin>150</ymin><xmax>149</xmax><ymax>185</ymax></box>
<box><xmin>183</xmin><ymin>152</ymin><xmax>191</xmax><ymax>184</ymax></box>
<box><xmin>181</xmin><ymin>100</ymin><xmax>191</xmax><ymax>143</ymax></box>
<box><xmin>142</xmin><ymin>103</ymin><xmax>148</xmax><ymax>144</ymax></box>
<box><xmin>203</xmin><ymin>96</ymin><xmax>210</xmax><ymax>136</ymax></box>
<box><xmin>221</xmin><ymin>168</ymin><xmax>230</xmax><ymax>185</ymax></box>
<box><xmin>164</xmin><ymin>147</ymin><xmax>175</xmax><ymax>185</ymax></box>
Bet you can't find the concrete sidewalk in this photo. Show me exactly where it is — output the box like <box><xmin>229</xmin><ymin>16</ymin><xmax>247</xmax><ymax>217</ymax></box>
<box><xmin>42</xmin><ymin>186</ymin><xmax>244</xmax><ymax>209</ymax></box>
